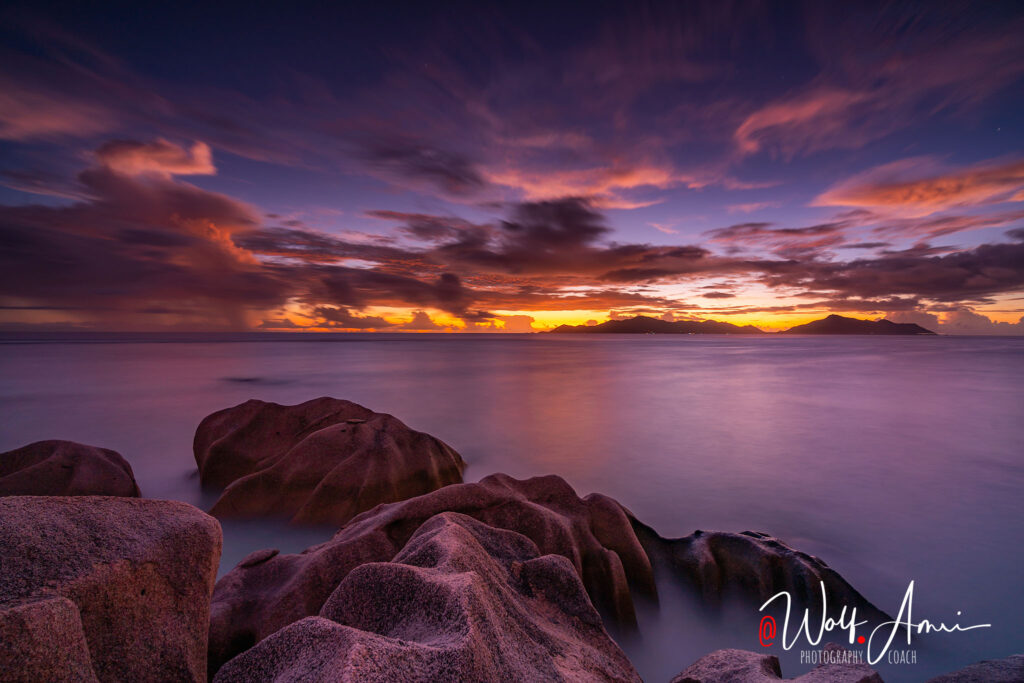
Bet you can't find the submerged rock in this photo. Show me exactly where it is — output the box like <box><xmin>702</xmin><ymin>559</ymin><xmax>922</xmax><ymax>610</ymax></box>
<box><xmin>671</xmin><ymin>643</ymin><xmax>882</xmax><ymax>682</ymax></box>
<box><xmin>926</xmin><ymin>654</ymin><xmax>1024</xmax><ymax>682</ymax></box>
<box><xmin>214</xmin><ymin>513</ymin><xmax>640</xmax><ymax>682</ymax></box>
<box><xmin>0</xmin><ymin>440</ymin><xmax>141</xmax><ymax>497</ymax></box>
<box><xmin>0</xmin><ymin>496</ymin><xmax>222</xmax><ymax>682</ymax></box>
<box><xmin>631</xmin><ymin>522</ymin><xmax>891</xmax><ymax>625</ymax></box>
<box><xmin>193</xmin><ymin>397</ymin><xmax>466</xmax><ymax>526</ymax></box>
<box><xmin>208</xmin><ymin>473</ymin><xmax>655</xmax><ymax>673</ymax></box>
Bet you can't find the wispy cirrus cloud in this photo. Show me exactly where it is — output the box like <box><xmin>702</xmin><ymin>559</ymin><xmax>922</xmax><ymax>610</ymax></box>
<box><xmin>735</xmin><ymin>6</ymin><xmax>1024</xmax><ymax>158</ymax></box>
<box><xmin>815</xmin><ymin>157</ymin><xmax>1024</xmax><ymax>217</ymax></box>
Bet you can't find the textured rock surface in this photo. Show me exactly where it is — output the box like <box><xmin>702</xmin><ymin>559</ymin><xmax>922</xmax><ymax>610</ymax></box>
<box><xmin>193</xmin><ymin>397</ymin><xmax>466</xmax><ymax>526</ymax></box>
<box><xmin>0</xmin><ymin>596</ymin><xmax>98</xmax><ymax>683</ymax></box>
<box><xmin>0</xmin><ymin>440</ymin><xmax>140</xmax><ymax>497</ymax></box>
<box><xmin>214</xmin><ymin>513</ymin><xmax>640</xmax><ymax>682</ymax></box>
<box><xmin>632</xmin><ymin>521</ymin><xmax>890</xmax><ymax>625</ymax></box>
<box><xmin>0</xmin><ymin>496</ymin><xmax>222</xmax><ymax>682</ymax></box>
<box><xmin>926</xmin><ymin>654</ymin><xmax>1024</xmax><ymax>682</ymax></box>
<box><xmin>208</xmin><ymin>473</ymin><xmax>655</xmax><ymax>673</ymax></box>
<box><xmin>671</xmin><ymin>644</ymin><xmax>883</xmax><ymax>682</ymax></box>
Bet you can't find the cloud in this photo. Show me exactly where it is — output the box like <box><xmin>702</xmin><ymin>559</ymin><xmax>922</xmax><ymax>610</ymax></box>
<box><xmin>258</xmin><ymin>317</ymin><xmax>302</xmax><ymax>329</ymax></box>
<box><xmin>313</xmin><ymin>306</ymin><xmax>393</xmax><ymax>329</ymax></box>
<box><xmin>888</xmin><ymin>308</ymin><xmax>1024</xmax><ymax>335</ymax></box>
<box><xmin>95</xmin><ymin>139</ymin><xmax>216</xmax><ymax>177</ymax></box>
<box><xmin>497</xmin><ymin>314</ymin><xmax>536</xmax><ymax>333</ymax></box>
<box><xmin>938</xmin><ymin>308</ymin><xmax>1024</xmax><ymax>335</ymax></box>
<box><xmin>6</xmin><ymin>142</ymin><xmax>1024</xmax><ymax>332</ymax></box>
<box><xmin>485</xmin><ymin>163</ymin><xmax>692</xmax><ymax>209</ymax></box>
<box><xmin>735</xmin><ymin>89</ymin><xmax>868</xmax><ymax>157</ymax></box>
<box><xmin>0</xmin><ymin>81</ymin><xmax>115</xmax><ymax>141</ymax></box>
<box><xmin>398</xmin><ymin>310</ymin><xmax>448</xmax><ymax>331</ymax></box>
<box><xmin>815</xmin><ymin>158</ymin><xmax>1024</xmax><ymax>217</ymax></box>
<box><xmin>650</xmin><ymin>222</ymin><xmax>679</xmax><ymax>235</ymax></box>
<box><xmin>704</xmin><ymin>221</ymin><xmax>848</xmax><ymax>258</ymax></box>
<box><xmin>735</xmin><ymin>6</ymin><xmax>1024</xmax><ymax>158</ymax></box>
<box><xmin>0</xmin><ymin>140</ymin><xmax>279</xmax><ymax>329</ymax></box>
<box><xmin>360</xmin><ymin>138</ymin><xmax>486</xmax><ymax>197</ymax></box>
<box><xmin>760</xmin><ymin>239</ymin><xmax>1024</xmax><ymax>302</ymax></box>
<box><xmin>727</xmin><ymin>201</ymin><xmax>781</xmax><ymax>214</ymax></box>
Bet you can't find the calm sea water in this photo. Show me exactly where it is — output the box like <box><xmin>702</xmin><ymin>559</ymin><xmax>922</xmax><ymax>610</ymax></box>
<box><xmin>1</xmin><ymin>333</ymin><xmax>1022</xmax><ymax>681</ymax></box>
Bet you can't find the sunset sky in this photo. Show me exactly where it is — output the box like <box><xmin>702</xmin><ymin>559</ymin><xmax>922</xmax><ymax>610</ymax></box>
<box><xmin>2</xmin><ymin>1</ymin><xmax>1023</xmax><ymax>333</ymax></box>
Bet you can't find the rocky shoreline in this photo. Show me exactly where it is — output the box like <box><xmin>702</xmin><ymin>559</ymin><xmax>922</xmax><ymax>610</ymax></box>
<box><xmin>1</xmin><ymin>398</ymin><xmax>1020</xmax><ymax>682</ymax></box>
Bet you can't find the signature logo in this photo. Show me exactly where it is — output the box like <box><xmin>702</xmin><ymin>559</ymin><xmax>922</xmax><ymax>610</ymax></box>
<box><xmin>759</xmin><ymin>616</ymin><xmax>776</xmax><ymax>646</ymax></box>
<box><xmin>757</xmin><ymin>580</ymin><xmax>990</xmax><ymax>665</ymax></box>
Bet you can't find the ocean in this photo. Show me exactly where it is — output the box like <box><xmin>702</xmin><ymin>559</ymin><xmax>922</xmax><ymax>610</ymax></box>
<box><xmin>2</xmin><ymin>333</ymin><xmax>1022</xmax><ymax>681</ymax></box>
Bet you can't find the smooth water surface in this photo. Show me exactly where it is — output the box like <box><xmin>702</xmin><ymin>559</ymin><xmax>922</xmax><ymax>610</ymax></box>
<box><xmin>2</xmin><ymin>333</ymin><xmax>1021</xmax><ymax>680</ymax></box>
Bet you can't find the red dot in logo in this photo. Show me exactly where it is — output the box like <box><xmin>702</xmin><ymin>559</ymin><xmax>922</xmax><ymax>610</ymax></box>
<box><xmin>858</xmin><ymin>636</ymin><xmax>866</xmax><ymax>644</ymax></box>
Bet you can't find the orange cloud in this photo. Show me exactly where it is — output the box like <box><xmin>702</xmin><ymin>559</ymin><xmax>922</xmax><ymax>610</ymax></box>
<box><xmin>815</xmin><ymin>157</ymin><xmax>1024</xmax><ymax>217</ymax></box>
<box><xmin>96</xmin><ymin>139</ymin><xmax>216</xmax><ymax>177</ymax></box>
<box><xmin>0</xmin><ymin>83</ymin><xmax>115</xmax><ymax>141</ymax></box>
<box><xmin>485</xmin><ymin>163</ymin><xmax>698</xmax><ymax>209</ymax></box>
<box><xmin>735</xmin><ymin>89</ymin><xmax>867</xmax><ymax>156</ymax></box>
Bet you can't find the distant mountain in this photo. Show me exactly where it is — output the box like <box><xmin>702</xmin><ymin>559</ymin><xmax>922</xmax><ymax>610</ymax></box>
<box><xmin>549</xmin><ymin>315</ymin><xmax>765</xmax><ymax>334</ymax></box>
<box><xmin>782</xmin><ymin>314</ymin><xmax>936</xmax><ymax>335</ymax></box>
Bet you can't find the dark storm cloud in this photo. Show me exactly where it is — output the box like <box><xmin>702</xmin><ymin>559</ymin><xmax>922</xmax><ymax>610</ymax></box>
<box><xmin>312</xmin><ymin>306</ymin><xmax>393</xmax><ymax>329</ymax></box>
<box><xmin>760</xmin><ymin>240</ymin><xmax>1024</xmax><ymax>303</ymax></box>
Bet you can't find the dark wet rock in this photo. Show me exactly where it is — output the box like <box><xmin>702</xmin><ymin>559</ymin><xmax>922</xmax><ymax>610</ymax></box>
<box><xmin>208</xmin><ymin>473</ymin><xmax>655</xmax><ymax>673</ymax></box>
<box><xmin>0</xmin><ymin>596</ymin><xmax>98</xmax><ymax>683</ymax></box>
<box><xmin>0</xmin><ymin>440</ymin><xmax>141</xmax><ymax>497</ymax></box>
<box><xmin>925</xmin><ymin>654</ymin><xmax>1024</xmax><ymax>682</ymax></box>
<box><xmin>193</xmin><ymin>397</ymin><xmax>466</xmax><ymax>526</ymax></box>
<box><xmin>0</xmin><ymin>496</ymin><xmax>222</xmax><ymax>682</ymax></box>
<box><xmin>632</xmin><ymin>522</ymin><xmax>890</xmax><ymax>625</ymax></box>
<box><xmin>214</xmin><ymin>513</ymin><xmax>640</xmax><ymax>682</ymax></box>
<box><xmin>671</xmin><ymin>643</ymin><xmax>883</xmax><ymax>682</ymax></box>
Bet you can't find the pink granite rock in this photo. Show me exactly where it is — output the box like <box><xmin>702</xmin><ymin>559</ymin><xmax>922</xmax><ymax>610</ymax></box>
<box><xmin>0</xmin><ymin>496</ymin><xmax>222</xmax><ymax>682</ymax></box>
<box><xmin>214</xmin><ymin>513</ymin><xmax>641</xmax><ymax>682</ymax></box>
<box><xmin>208</xmin><ymin>473</ymin><xmax>655</xmax><ymax>673</ymax></box>
<box><xmin>631</xmin><ymin>523</ymin><xmax>891</xmax><ymax>626</ymax></box>
<box><xmin>671</xmin><ymin>644</ymin><xmax>883</xmax><ymax>682</ymax></box>
<box><xmin>193</xmin><ymin>397</ymin><xmax>466</xmax><ymax>526</ymax></box>
<box><xmin>0</xmin><ymin>596</ymin><xmax>98</xmax><ymax>683</ymax></box>
<box><xmin>0</xmin><ymin>440</ymin><xmax>140</xmax><ymax>497</ymax></box>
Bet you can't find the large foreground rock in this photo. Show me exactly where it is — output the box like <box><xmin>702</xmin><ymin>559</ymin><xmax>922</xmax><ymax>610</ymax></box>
<box><xmin>926</xmin><ymin>654</ymin><xmax>1024</xmax><ymax>682</ymax></box>
<box><xmin>631</xmin><ymin>521</ymin><xmax>891</xmax><ymax>626</ymax></box>
<box><xmin>215</xmin><ymin>513</ymin><xmax>640</xmax><ymax>682</ymax></box>
<box><xmin>193</xmin><ymin>397</ymin><xmax>466</xmax><ymax>526</ymax></box>
<box><xmin>0</xmin><ymin>440</ymin><xmax>140</xmax><ymax>497</ymax></box>
<box><xmin>0</xmin><ymin>497</ymin><xmax>222</xmax><ymax>682</ymax></box>
<box><xmin>208</xmin><ymin>473</ymin><xmax>655</xmax><ymax>673</ymax></box>
<box><xmin>0</xmin><ymin>596</ymin><xmax>97</xmax><ymax>682</ymax></box>
<box><xmin>671</xmin><ymin>644</ymin><xmax>882</xmax><ymax>682</ymax></box>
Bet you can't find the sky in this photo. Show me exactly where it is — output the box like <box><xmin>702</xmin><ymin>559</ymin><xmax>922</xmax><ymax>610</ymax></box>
<box><xmin>1</xmin><ymin>1</ymin><xmax>1023</xmax><ymax>333</ymax></box>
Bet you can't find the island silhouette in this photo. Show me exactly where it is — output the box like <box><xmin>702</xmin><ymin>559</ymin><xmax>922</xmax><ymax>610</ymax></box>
<box><xmin>549</xmin><ymin>316</ymin><xmax>764</xmax><ymax>334</ymax></box>
<box><xmin>549</xmin><ymin>314</ymin><xmax>936</xmax><ymax>335</ymax></box>
<box><xmin>782</xmin><ymin>314</ymin><xmax>936</xmax><ymax>335</ymax></box>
